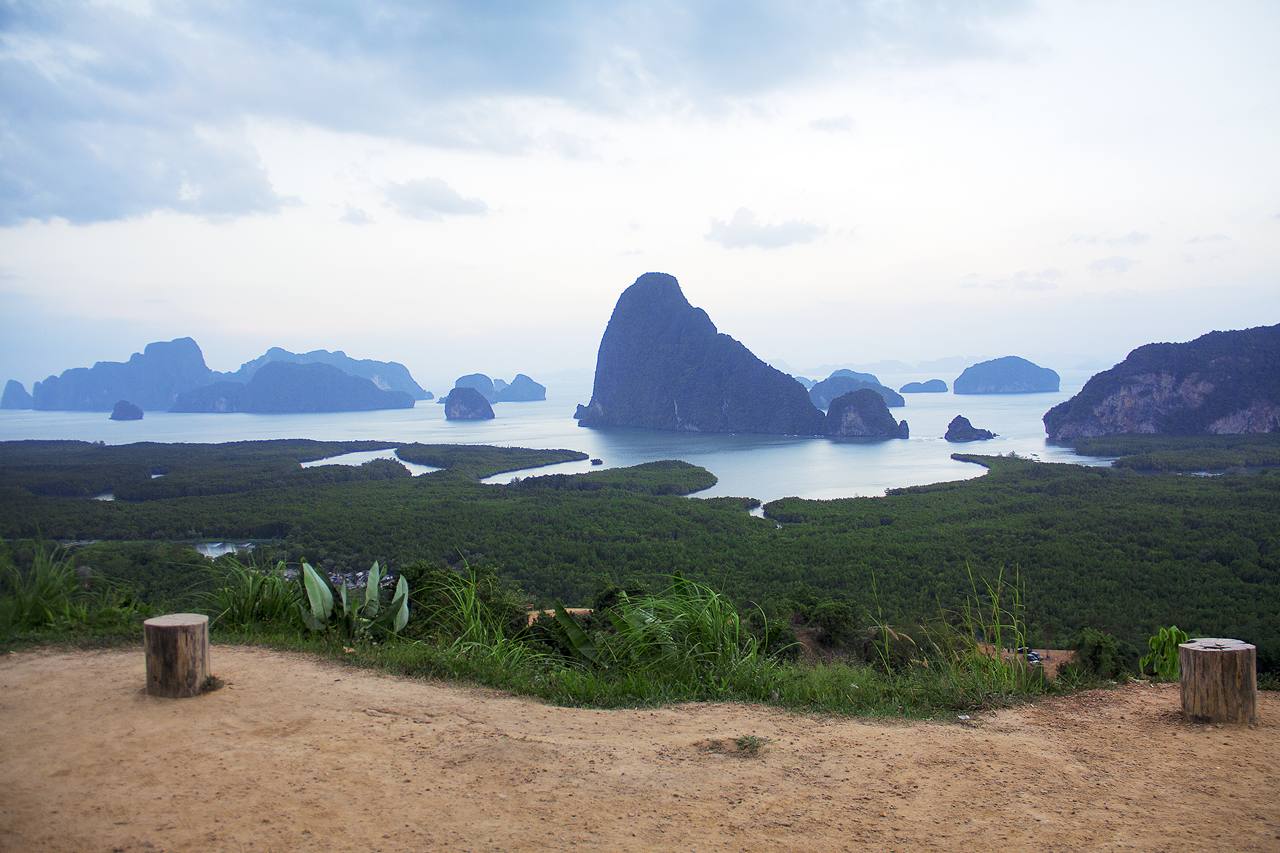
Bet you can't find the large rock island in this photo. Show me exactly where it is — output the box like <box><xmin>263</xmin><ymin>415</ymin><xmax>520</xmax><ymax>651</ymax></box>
<box><xmin>171</xmin><ymin>362</ymin><xmax>414</xmax><ymax>413</ymax></box>
<box><xmin>825</xmin><ymin>389</ymin><xmax>909</xmax><ymax>438</ymax></box>
<box><xmin>33</xmin><ymin>337</ymin><xmax>215</xmax><ymax>410</ymax></box>
<box><xmin>1</xmin><ymin>380</ymin><xmax>33</xmax><ymax>409</ymax></box>
<box><xmin>1044</xmin><ymin>323</ymin><xmax>1280</xmax><ymax>441</ymax></box>
<box><xmin>954</xmin><ymin>356</ymin><xmax>1060</xmax><ymax>394</ymax></box>
<box><xmin>575</xmin><ymin>273</ymin><xmax>826</xmax><ymax>435</ymax></box>
<box><xmin>443</xmin><ymin>386</ymin><xmax>495</xmax><ymax>420</ymax></box>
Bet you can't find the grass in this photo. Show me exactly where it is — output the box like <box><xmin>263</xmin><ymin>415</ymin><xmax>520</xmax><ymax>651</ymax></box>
<box><xmin>0</xmin><ymin>547</ymin><xmax>1102</xmax><ymax>718</ymax></box>
<box><xmin>193</xmin><ymin>568</ymin><xmax>1063</xmax><ymax>718</ymax></box>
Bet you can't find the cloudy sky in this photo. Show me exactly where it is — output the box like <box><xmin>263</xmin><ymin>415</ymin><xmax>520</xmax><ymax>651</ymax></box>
<box><xmin>2</xmin><ymin>0</ymin><xmax>1278</xmax><ymax>391</ymax></box>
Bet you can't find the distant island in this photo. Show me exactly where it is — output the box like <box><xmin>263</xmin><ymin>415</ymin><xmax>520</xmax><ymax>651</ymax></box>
<box><xmin>809</xmin><ymin>370</ymin><xmax>905</xmax><ymax>409</ymax></box>
<box><xmin>954</xmin><ymin>356</ymin><xmax>1059</xmax><ymax>394</ymax></box>
<box><xmin>1</xmin><ymin>379</ymin><xmax>33</xmax><ymax>409</ymax></box>
<box><xmin>443</xmin><ymin>386</ymin><xmax>495</xmax><ymax>420</ymax></box>
<box><xmin>944</xmin><ymin>415</ymin><xmax>995</xmax><ymax>442</ymax></box>
<box><xmin>575</xmin><ymin>273</ymin><xmax>827</xmax><ymax>435</ymax></box>
<box><xmin>171</xmin><ymin>362</ymin><xmax>414</xmax><ymax>413</ymax></box>
<box><xmin>826</xmin><ymin>389</ymin><xmax>909</xmax><ymax>438</ymax></box>
<box><xmin>1045</xmin><ymin>323</ymin><xmax>1280</xmax><ymax>440</ymax></box>
<box><xmin>109</xmin><ymin>400</ymin><xmax>143</xmax><ymax>421</ymax></box>
<box><xmin>441</xmin><ymin>373</ymin><xmax>547</xmax><ymax>403</ymax></box>
<box><xmin>219</xmin><ymin>347</ymin><xmax>431</xmax><ymax>400</ymax></box>
<box><xmin>32</xmin><ymin>337</ymin><xmax>214</xmax><ymax>411</ymax></box>
<box><xmin>900</xmin><ymin>379</ymin><xmax>948</xmax><ymax>393</ymax></box>
<box><xmin>21</xmin><ymin>337</ymin><xmax>431</xmax><ymax>414</ymax></box>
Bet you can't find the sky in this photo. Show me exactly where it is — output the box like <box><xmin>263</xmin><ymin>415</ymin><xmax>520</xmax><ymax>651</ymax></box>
<box><xmin>2</xmin><ymin>0</ymin><xmax>1278</xmax><ymax>392</ymax></box>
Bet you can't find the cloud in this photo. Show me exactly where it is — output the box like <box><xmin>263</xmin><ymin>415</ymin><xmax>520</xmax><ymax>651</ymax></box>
<box><xmin>1070</xmin><ymin>231</ymin><xmax>1149</xmax><ymax>247</ymax></box>
<box><xmin>960</xmin><ymin>269</ymin><xmax>1060</xmax><ymax>291</ymax></box>
<box><xmin>706</xmin><ymin>208</ymin><xmax>823</xmax><ymax>249</ymax></box>
<box><xmin>810</xmin><ymin>115</ymin><xmax>855</xmax><ymax>133</ymax></box>
<box><xmin>341</xmin><ymin>206</ymin><xmax>373</xmax><ymax>225</ymax></box>
<box><xmin>384</xmin><ymin>179</ymin><xmax>488</xmax><ymax>221</ymax></box>
<box><xmin>1090</xmin><ymin>256</ymin><xmax>1137</xmax><ymax>274</ymax></box>
<box><xmin>1185</xmin><ymin>233</ymin><xmax>1229</xmax><ymax>244</ymax></box>
<box><xmin>0</xmin><ymin>1</ymin><xmax>1029</xmax><ymax>225</ymax></box>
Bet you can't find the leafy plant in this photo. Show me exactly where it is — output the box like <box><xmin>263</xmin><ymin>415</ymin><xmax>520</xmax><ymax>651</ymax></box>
<box><xmin>299</xmin><ymin>561</ymin><xmax>409</xmax><ymax>640</ymax></box>
<box><xmin>734</xmin><ymin>734</ymin><xmax>768</xmax><ymax>756</ymax></box>
<box><xmin>1139</xmin><ymin>625</ymin><xmax>1190</xmax><ymax>681</ymax></box>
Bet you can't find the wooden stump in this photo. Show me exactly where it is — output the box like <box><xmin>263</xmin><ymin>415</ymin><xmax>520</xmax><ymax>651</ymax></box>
<box><xmin>144</xmin><ymin>613</ymin><xmax>210</xmax><ymax>698</ymax></box>
<box><xmin>1179</xmin><ymin>638</ymin><xmax>1256</xmax><ymax>724</ymax></box>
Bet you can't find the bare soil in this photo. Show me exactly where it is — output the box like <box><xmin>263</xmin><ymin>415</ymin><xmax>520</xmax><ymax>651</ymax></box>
<box><xmin>1</xmin><ymin>647</ymin><xmax>1277</xmax><ymax>852</ymax></box>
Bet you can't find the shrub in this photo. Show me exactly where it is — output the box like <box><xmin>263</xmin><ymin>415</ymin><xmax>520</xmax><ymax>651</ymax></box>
<box><xmin>810</xmin><ymin>599</ymin><xmax>859</xmax><ymax>648</ymax></box>
<box><xmin>1074</xmin><ymin>628</ymin><xmax>1131</xmax><ymax>679</ymax></box>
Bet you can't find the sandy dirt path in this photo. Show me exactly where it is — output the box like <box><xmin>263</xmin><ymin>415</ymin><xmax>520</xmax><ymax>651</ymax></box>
<box><xmin>1</xmin><ymin>647</ymin><xmax>1277</xmax><ymax>852</ymax></box>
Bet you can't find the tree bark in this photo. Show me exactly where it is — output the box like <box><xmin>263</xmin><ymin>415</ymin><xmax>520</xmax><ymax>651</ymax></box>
<box><xmin>144</xmin><ymin>613</ymin><xmax>210</xmax><ymax>699</ymax></box>
<box><xmin>1179</xmin><ymin>638</ymin><xmax>1256</xmax><ymax>724</ymax></box>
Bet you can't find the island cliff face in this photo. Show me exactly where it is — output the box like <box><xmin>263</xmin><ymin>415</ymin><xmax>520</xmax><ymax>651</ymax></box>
<box><xmin>954</xmin><ymin>356</ymin><xmax>1059</xmax><ymax>394</ymax></box>
<box><xmin>1044</xmin><ymin>324</ymin><xmax>1280</xmax><ymax>441</ymax></box>
<box><xmin>444</xmin><ymin>386</ymin><xmax>495</xmax><ymax>420</ymax></box>
<box><xmin>171</xmin><ymin>362</ymin><xmax>414</xmax><ymax>413</ymax></box>
<box><xmin>33</xmin><ymin>337</ymin><xmax>213</xmax><ymax>411</ymax></box>
<box><xmin>825</xmin><ymin>389</ymin><xmax>909</xmax><ymax>438</ymax></box>
<box><xmin>575</xmin><ymin>273</ymin><xmax>826</xmax><ymax>435</ymax></box>
<box><xmin>1</xmin><ymin>380</ymin><xmax>33</xmax><ymax>409</ymax></box>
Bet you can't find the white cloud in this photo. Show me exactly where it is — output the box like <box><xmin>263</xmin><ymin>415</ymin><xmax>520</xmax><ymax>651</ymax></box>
<box><xmin>384</xmin><ymin>179</ymin><xmax>488</xmax><ymax>221</ymax></box>
<box><xmin>341</xmin><ymin>206</ymin><xmax>373</xmax><ymax>225</ymax></box>
<box><xmin>1090</xmin><ymin>256</ymin><xmax>1137</xmax><ymax>275</ymax></box>
<box><xmin>961</xmin><ymin>269</ymin><xmax>1061</xmax><ymax>292</ymax></box>
<box><xmin>706</xmin><ymin>208</ymin><xmax>823</xmax><ymax>250</ymax></box>
<box><xmin>810</xmin><ymin>115</ymin><xmax>855</xmax><ymax>133</ymax></box>
<box><xmin>1070</xmin><ymin>231</ymin><xmax>1149</xmax><ymax>247</ymax></box>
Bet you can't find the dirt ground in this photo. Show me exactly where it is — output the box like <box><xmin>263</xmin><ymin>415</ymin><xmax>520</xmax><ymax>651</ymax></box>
<box><xmin>1</xmin><ymin>647</ymin><xmax>1277</xmax><ymax>852</ymax></box>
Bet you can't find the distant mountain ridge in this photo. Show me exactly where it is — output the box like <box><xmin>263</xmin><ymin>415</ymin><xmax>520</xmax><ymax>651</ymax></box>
<box><xmin>32</xmin><ymin>337</ymin><xmax>213</xmax><ymax>411</ymax></box>
<box><xmin>172</xmin><ymin>362</ymin><xmax>415</xmax><ymax>413</ymax></box>
<box><xmin>1045</xmin><ymin>323</ymin><xmax>1280</xmax><ymax>440</ymax></box>
<box><xmin>221</xmin><ymin>347</ymin><xmax>430</xmax><ymax>400</ymax></box>
<box><xmin>23</xmin><ymin>338</ymin><xmax>430</xmax><ymax>413</ymax></box>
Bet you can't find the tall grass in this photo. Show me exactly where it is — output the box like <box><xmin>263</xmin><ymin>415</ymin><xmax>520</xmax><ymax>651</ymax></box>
<box><xmin>0</xmin><ymin>543</ymin><xmax>80</xmax><ymax>629</ymax></box>
<box><xmin>413</xmin><ymin>568</ymin><xmax>546</xmax><ymax>669</ymax></box>
<box><xmin>202</xmin><ymin>558</ymin><xmax>300</xmax><ymax>629</ymax></box>
<box><xmin>0</xmin><ymin>541</ymin><xmax>146</xmax><ymax>634</ymax></box>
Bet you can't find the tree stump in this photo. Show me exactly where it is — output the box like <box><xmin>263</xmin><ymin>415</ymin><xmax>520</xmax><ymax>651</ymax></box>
<box><xmin>144</xmin><ymin>613</ymin><xmax>210</xmax><ymax>698</ymax></box>
<box><xmin>1179</xmin><ymin>638</ymin><xmax>1256</xmax><ymax>724</ymax></box>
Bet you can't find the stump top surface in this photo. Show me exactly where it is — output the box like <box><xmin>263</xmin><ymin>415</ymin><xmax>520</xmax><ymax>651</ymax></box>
<box><xmin>144</xmin><ymin>613</ymin><xmax>209</xmax><ymax>628</ymax></box>
<box><xmin>1180</xmin><ymin>637</ymin><xmax>1254</xmax><ymax>652</ymax></box>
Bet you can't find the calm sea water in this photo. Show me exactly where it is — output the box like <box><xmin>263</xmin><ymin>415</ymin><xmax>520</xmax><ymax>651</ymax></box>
<box><xmin>0</xmin><ymin>372</ymin><xmax>1108</xmax><ymax>503</ymax></box>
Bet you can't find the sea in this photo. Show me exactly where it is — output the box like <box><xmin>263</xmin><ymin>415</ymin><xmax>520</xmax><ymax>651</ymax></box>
<box><xmin>0</xmin><ymin>371</ymin><xmax>1110</xmax><ymax>504</ymax></box>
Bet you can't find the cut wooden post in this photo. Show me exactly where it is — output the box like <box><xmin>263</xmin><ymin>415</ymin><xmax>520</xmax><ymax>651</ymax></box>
<box><xmin>1179</xmin><ymin>638</ymin><xmax>1256</xmax><ymax>724</ymax></box>
<box><xmin>144</xmin><ymin>613</ymin><xmax>210</xmax><ymax>698</ymax></box>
